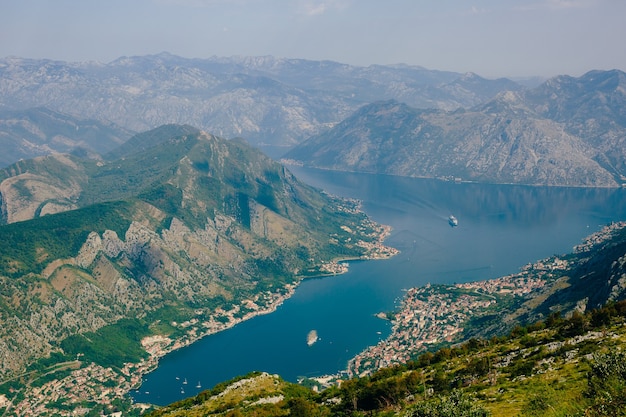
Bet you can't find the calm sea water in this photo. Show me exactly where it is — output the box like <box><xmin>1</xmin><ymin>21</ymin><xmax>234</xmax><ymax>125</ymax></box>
<box><xmin>131</xmin><ymin>169</ymin><xmax>626</xmax><ymax>405</ymax></box>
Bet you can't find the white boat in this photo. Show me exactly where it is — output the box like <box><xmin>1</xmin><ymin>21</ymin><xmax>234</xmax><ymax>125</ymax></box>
<box><xmin>196</xmin><ymin>382</ymin><xmax>201</xmax><ymax>389</ymax></box>
<box><xmin>307</xmin><ymin>330</ymin><xmax>319</xmax><ymax>346</ymax></box>
<box><xmin>183</xmin><ymin>378</ymin><xmax>188</xmax><ymax>385</ymax></box>
<box><xmin>449</xmin><ymin>215</ymin><xmax>458</xmax><ymax>227</ymax></box>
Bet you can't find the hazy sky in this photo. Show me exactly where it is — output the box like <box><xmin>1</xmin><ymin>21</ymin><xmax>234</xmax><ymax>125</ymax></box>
<box><xmin>1</xmin><ymin>0</ymin><xmax>625</xmax><ymax>78</ymax></box>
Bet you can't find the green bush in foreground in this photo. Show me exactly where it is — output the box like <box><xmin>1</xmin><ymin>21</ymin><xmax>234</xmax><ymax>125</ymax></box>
<box><xmin>403</xmin><ymin>390</ymin><xmax>490</xmax><ymax>417</ymax></box>
<box><xmin>585</xmin><ymin>351</ymin><xmax>626</xmax><ymax>416</ymax></box>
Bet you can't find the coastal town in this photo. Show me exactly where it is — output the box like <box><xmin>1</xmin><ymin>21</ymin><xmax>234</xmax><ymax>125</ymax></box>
<box><xmin>1</xmin><ymin>220</ymin><xmax>397</xmax><ymax>416</ymax></box>
<box><xmin>341</xmin><ymin>222</ymin><xmax>626</xmax><ymax>378</ymax></box>
<box><xmin>1</xmin><ymin>286</ymin><xmax>296</xmax><ymax>416</ymax></box>
<box><xmin>573</xmin><ymin>221</ymin><xmax>626</xmax><ymax>253</ymax></box>
<box><xmin>344</xmin><ymin>254</ymin><xmax>572</xmax><ymax>378</ymax></box>
<box><xmin>3</xmin><ymin>222</ymin><xmax>623</xmax><ymax>415</ymax></box>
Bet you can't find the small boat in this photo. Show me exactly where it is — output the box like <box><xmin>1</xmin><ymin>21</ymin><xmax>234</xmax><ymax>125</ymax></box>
<box><xmin>196</xmin><ymin>381</ymin><xmax>202</xmax><ymax>389</ymax></box>
<box><xmin>183</xmin><ymin>378</ymin><xmax>188</xmax><ymax>385</ymax></box>
<box><xmin>307</xmin><ymin>330</ymin><xmax>319</xmax><ymax>346</ymax></box>
<box><xmin>448</xmin><ymin>215</ymin><xmax>458</xmax><ymax>227</ymax></box>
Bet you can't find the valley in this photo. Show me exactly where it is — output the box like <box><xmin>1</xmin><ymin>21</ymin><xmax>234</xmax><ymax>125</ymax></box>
<box><xmin>0</xmin><ymin>53</ymin><xmax>625</xmax><ymax>416</ymax></box>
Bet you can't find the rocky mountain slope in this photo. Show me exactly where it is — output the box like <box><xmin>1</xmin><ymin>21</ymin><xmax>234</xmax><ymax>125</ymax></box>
<box><xmin>0</xmin><ymin>53</ymin><xmax>522</xmax><ymax>150</ymax></box>
<box><xmin>0</xmin><ymin>107</ymin><xmax>132</xmax><ymax>168</ymax></box>
<box><xmin>0</xmin><ymin>124</ymin><xmax>393</xmax><ymax>380</ymax></box>
<box><xmin>284</xmin><ymin>70</ymin><xmax>626</xmax><ymax>187</ymax></box>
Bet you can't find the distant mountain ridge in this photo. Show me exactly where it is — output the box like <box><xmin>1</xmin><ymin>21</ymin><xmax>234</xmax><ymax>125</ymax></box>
<box><xmin>284</xmin><ymin>69</ymin><xmax>626</xmax><ymax>187</ymax></box>
<box><xmin>0</xmin><ymin>107</ymin><xmax>132</xmax><ymax>168</ymax></box>
<box><xmin>0</xmin><ymin>53</ymin><xmax>523</xmax><ymax>151</ymax></box>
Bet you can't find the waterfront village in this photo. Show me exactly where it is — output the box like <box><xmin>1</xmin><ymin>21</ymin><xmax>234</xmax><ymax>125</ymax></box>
<box><xmin>2</xmin><ymin>228</ymin><xmax>397</xmax><ymax>416</ymax></box>
<box><xmin>3</xmin><ymin>222</ymin><xmax>624</xmax><ymax>415</ymax></box>
<box><xmin>339</xmin><ymin>221</ymin><xmax>626</xmax><ymax>379</ymax></box>
<box><xmin>4</xmin><ymin>286</ymin><xmax>297</xmax><ymax>416</ymax></box>
<box><xmin>343</xmin><ymin>260</ymin><xmax>563</xmax><ymax>378</ymax></box>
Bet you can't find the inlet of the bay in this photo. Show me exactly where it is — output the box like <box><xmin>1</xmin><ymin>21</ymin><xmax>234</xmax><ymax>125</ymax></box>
<box><xmin>131</xmin><ymin>168</ymin><xmax>626</xmax><ymax>406</ymax></box>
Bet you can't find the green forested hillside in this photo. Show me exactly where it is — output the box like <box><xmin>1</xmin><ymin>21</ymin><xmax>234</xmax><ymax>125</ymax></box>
<box><xmin>0</xmin><ymin>126</ymin><xmax>396</xmax><ymax>416</ymax></box>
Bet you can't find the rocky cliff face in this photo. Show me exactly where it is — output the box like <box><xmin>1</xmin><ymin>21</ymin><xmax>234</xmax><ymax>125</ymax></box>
<box><xmin>284</xmin><ymin>70</ymin><xmax>626</xmax><ymax>187</ymax></box>
<box><xmin>0</xmin><ymin>207</ymin><xmax>291</xmax><ymax>376</ymax></box>
<box><xmin>0</xmin><ymin>126</ymin><xmax>392</xmax><ymax>378</ymax></box>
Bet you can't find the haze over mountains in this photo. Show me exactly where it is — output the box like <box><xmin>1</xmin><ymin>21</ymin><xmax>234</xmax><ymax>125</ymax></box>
<box><xmin>0</xmin><ymin>107</ymin><xmax>132</xmax><ymax>168</ymax></box>
<box><xmin>2</xmin><ymin>52</ymin><xmax>626</xmax><ymax>415</ymax></box>
<box><xmin>0</xmin><ymin>53</ymin><xmax>526</xmax><ymax>156</ymax></box>
<box><xmin>2</xmin><ymin>54</ymin><xmax>625</xmax><ymax>188</ymax></box>
<box><xmin>285</xmin><ymin>69</ymin><xmax>626</xmax><ymax>187</ymax></box>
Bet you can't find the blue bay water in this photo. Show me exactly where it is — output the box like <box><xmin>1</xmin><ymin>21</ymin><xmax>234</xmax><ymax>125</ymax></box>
<box><xmin>131</xmin><ymin>169</ymin><xmax>626</xmax><ymax>405</ymax></box>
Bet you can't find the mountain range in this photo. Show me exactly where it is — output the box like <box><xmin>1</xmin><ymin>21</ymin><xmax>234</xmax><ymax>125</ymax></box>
<box><xmin>0</xmin><ymin>124</ymin><xmax>391</xmax><ymax>381</ymax></box>
<box><xmin>0</xmin><ymin>107</ymin><xmax>132</xmax><ymax>168</ymax></box>
<box><xmin>2</xmin><ymin>53</ymin><xmax>626</xmax><ymax>415</ymax></box>
<box><xmin>4</xmin><ymin>55</ymin><xmax>625</xmax><ymax>189</ymax></box>
<box><xmin>284</xmin><ymin>69</ymin><xmax>626</xmax><ymax>187</ymax></box>
<box><xmin>0</xmin><ymin>53</ymin><xmax>525</xmax><ymax>152</ymax></box>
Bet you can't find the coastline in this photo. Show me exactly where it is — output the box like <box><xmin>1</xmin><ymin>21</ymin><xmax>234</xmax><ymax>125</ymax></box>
<box><xmin>5</xmin><ymin>283</ymin><xmax>299</xmax><ymax>416</ymax></box>
<box><xmin>128</xmin><ymin>224</ymin><xmax>399</xmax><ymax>403</ymax></box>
<box><xmin>334</xmin><ymin>221</ymin><xmax>626</xmax><ymax>380</ymax></box>
<box><xmin>130</xmin><ymin>283</ymin><xmax>297</xmax><ymax>391</ymax></box>
<box><xmin>7</xmin><ymin>220</ymin><xmax>399</xmax><ymax>415</ymax></box>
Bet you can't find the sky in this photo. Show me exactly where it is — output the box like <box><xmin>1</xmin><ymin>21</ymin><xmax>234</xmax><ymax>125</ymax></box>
<box><xmin>1</xmin><ymin>0</ymin><xmax>625</xmax><ymax>78</ymax></box>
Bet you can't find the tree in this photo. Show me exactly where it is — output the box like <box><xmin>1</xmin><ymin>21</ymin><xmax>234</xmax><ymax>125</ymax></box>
<box><xmin>563</xmin><ymin>310</ymin><xmax>587</xmax><ymax>337</ymax></box>
<box><xmin>288</xmin><ymin>397</ymin><xmax>319</xmax><ymax>417</ymax></box>
<box><xmin>404</xmin><ymin>390</ymin><xmax>490</xmax><ymax>417</ymax></box>
<box><xmin>585</xmin><ymin>352</ymin><xmax>626</xmax><ymax>416</ymax></box>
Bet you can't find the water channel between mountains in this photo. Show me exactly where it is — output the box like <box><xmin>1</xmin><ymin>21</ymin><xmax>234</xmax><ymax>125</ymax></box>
<box><xmin>132</xmin><ymin>168</ymin><xmax>626</xmax><ymax>406</ymax></box>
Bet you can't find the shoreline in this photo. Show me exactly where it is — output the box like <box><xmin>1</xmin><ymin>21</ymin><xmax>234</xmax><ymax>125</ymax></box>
<box><xmin>128</xmin><ymin>228</ymin><xmax>399</xmax><ymax>404</ymax></box>
<box><xmin>6</xmin><ymin>220</ymin><xmax>399</xmax><ymax>415</ymax></box>
<box><xmin>129</xmin><ymin>283</ymin><xmax>298</xmax><ymax>393</ymax></box>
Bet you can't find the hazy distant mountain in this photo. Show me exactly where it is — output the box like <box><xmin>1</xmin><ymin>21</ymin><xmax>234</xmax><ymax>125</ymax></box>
<box><xmin>0</xmin><ymin>107</ymin><xmax>132</xmax><ymax>168</ymax></box>
<box><xmin>0</xmin><ymin>53</ymin><xmax>523</xmax><ymax>151</ymax></box>
<box><xmin>0</xmin><ymin>125</ymin><xmax>390</xmax><ymax>378</ymax></box>
<box><xmin>284</xmin><ymin>70</ymin><xmax>626</xmax><ymax>187</ymax></box>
